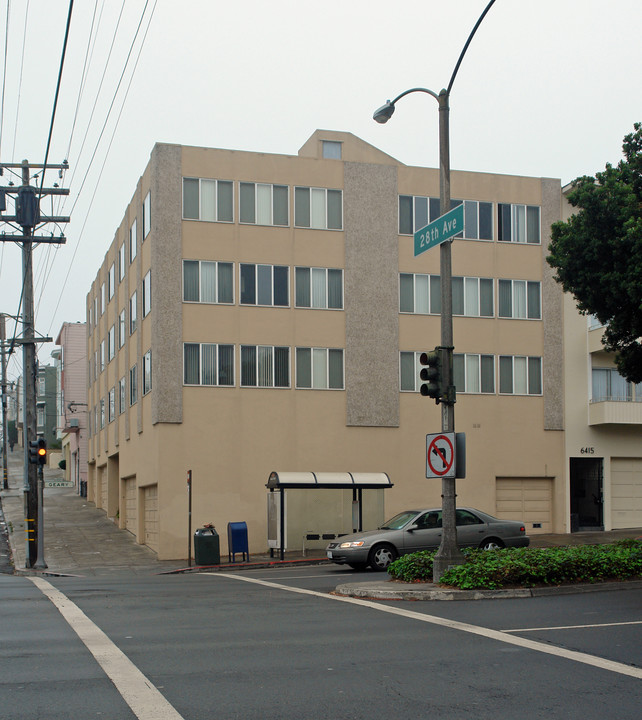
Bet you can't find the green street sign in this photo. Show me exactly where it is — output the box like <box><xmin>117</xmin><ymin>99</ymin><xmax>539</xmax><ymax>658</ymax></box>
<box><xmin>414</xmin><ymin>203</ymin><xmax>464</xmax><ymax>257</ymax></box>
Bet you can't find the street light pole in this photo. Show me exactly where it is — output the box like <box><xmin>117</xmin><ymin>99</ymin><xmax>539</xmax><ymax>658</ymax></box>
<box><xmin>373</xmin><ymin>0</ymin><xmax>496</xmax><ymax>582</ymax></box>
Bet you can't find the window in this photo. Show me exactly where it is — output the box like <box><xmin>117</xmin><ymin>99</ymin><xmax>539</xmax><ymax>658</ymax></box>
<box><xmin>295</xmin><ymin>267</ymin><xmax>343</xmax><ymax>309</ymax></box>
<box><xmin>183</xmin><ymin>261</ymin><xmax>234</xmax><ymax>304</ymax></box>
<box><xmin>240</xmin><ymin>264</ymin><xmax>289</xmax><ymax>306</ymax></box>
<box><xmin>37</xmin><ymin>407</ymin><xmax>45</xmax><ymax>427</ymax></box>
<box><xmin>94</xmin><ymin>350</ymin><xmax>98</xmax><ymax>380</ymax></box>
<box><xmin>100</xmin><ymin>340</ymin><xmax>105</xmax><ymax>372</ymax></box>
<box><xmin>183</xmin><ymin>343</ymin><xmax>234</xmax><ymax>386</ymax></box>
<box><xmin>118</xmin><ymin>377</ymin><xmax>126</xmax><ymax>414</ymax></box>
<box><xmin>461</xmin><ymin>200</ymin><xmax>493</xmax><ymax>240</ymax></box>
<box><xmin>399</xmin><ymin>274</ymin><xmax>493</xmax><ymax>317</ymax></box>
<box><xmin>398</xmin><ymin>195</ymin><xmax>441</xmax><ymax>235</ymax></box>
<box><xmin>142</xmin><ymin>350</ymin><xmax>152</xmax><ymax>395</ymax></box>
<box><xmin>118</xmin><ymin>242</ymin><xmax>125</xmax><ymax>282</ymax></box>
<box><xmin>108</xmin><ymin>325</ymin><xmax>115</xmax><ymax>362</ymax></box>
<box><xmin>143</xmin><ymin>191</ymin><xmax>151</xmax><ymax>239</ymax></box>
<box><xmin>130</xmin><ymin>291</ymin><xmax>137</xmax><ymax>334</ymax></box>
<box><xmin>38</xmin><ymin>375</ymin><xmax>45</xmax><ymax>397</ymax></box>
<box><xmin>129</xmin><ymin>364</ymin><xmax>138</xmax><ymax>406</ymax></box>
<box><xmin>498</xmin><ymin>280</ymin><xmax>541</xmax><ymax>319</ymax></box>
<box><xmin>498</xmin><ymin>203</ymin><xmax>540</xmax><ymax>244</ymax></box>
<box><xmin>100</xmin><ymin>398</ymin><xmax>105</xmax><ymax>429</ymax></box>
<box><xmin>118</xmin><ymin>310</ymin><xmax>126</xmax><ymax>348</ymax></box>
<box><xmin>452</xmin><ymin>277</ymin><xmax>494</xmax><ymax>317</ymax></box>
<box><xmin>453</xmin><ymin>354</ymin><xmax>495</xmax><ymax>394</ymax></box>
<box><xmin>322</xmin><ymin>140</ymin><xmax>342</xmax><ymax>159</ymax></box>
<box><xmin>129</xmin><ymin>218</ymin><xmax>137</xmax><ymax>263</ymax></box>
<box><xmin>183</xmin><ymin>177</ymin><xmax>233</xmax><ymax>222</ymax></box>
<box><xmin>93</xmin><ymin>296</ymin><xmax>98</xmax><ymax>323</ymax></box>
<box><xmin>240</xmin><ymin>345</ymin><xmax>289</xmax><ymax>387</ymax></box>
<box><xmin>108</xmin><ymin>387</ymin><xmax>115</xmax><ymax>423</ymax></box>
<box><xmin>294</xmin><ymin>187</ymin><xmax>342</xmax><ymax>230</ymax></box>
<box><xmin>108</xmin><ymin>263</ymin><xmax>115</xmax><ymax>300</ymax></box>
<box><xmin>499</xmin><ymin>356</ymin><xmax>542</xmax><ymax>395</ymax></box>
<box><xmin>296</xmin><ymin>348</ymin><xmax>344</xmax><ymax>389</ymax></box>
<box><xmin>100</xmin><ymin>283</ymin><xmax>105</xmax><ymax>315</ymax></box>
<box><xmin>399</xmin><ymin>351</ymin><xmax>422</xmax><ymax>391</ymax></box>
<box><xmin>143</xmin><ymin>271</ymin><xmax>152</xmax><ymax>318</ymax></box>
<box><xmin>591</xmin><ymin>368</ymin><xmax>638</xmax><ymax>402</ymax></box>
<box><xmin>239</xmin><ymin>182</ymin><xmax>288</xmax><ymax>226</ymax></box>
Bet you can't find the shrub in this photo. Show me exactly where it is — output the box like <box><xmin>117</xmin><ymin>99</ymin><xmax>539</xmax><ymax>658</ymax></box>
<box><xmin>387</xmin><ymin>541</ymin><xmax>642</xmax><ymax>589</ymax></box>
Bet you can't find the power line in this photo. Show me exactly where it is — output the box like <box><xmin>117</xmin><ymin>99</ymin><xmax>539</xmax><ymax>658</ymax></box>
<box><xmin>10</xmin><ymin>0</ymin><xmax>29</xmax><ymax>162</ymax></box>
<box><xmin>43</xmin><ymin>0</ymin><xmax>158</xmax><ymax>339</ymax></box>
<box><xmin>0</xmin><ymin>0</ymin><xmax>10</xmax><ymax>160</ymax></box>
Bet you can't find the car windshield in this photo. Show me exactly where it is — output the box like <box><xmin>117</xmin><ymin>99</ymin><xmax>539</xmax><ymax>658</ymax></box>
<box><xmin>380</xmin><ymin>511</ymin><xmax>418</xmax><ymax>530</ymax></box>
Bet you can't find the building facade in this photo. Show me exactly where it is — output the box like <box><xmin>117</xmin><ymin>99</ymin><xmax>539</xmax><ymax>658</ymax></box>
<box><xmin>36</xmin><ymin>365</ymin><xmax>57</xmax><ymax>446</ymax></box>
<box><xmin>84</xmin><ymin>130</ymin><xmax>637</xmax><ymax>561</ymax></box>
<box><xmin>54</xmin><ymin>322</ymin><xmax>89</xmax><ymax>493</ymax></box>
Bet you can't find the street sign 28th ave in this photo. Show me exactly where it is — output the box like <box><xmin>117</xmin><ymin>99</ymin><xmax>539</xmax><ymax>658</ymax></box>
<box><xmin>414</xmin><ymin>203</ymin><xmax>464</xmax><ymax>257</ymax></box>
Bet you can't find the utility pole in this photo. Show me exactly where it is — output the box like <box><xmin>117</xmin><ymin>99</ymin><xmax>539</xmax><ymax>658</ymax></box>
<box><xmin>0</xmin><ymin>159</ymin><xmax>69</xmax><ymax>567</ymax></box>
<box><xmin>1</xmin><ymin>313</ymin><xmax>8</xmax><ymax>490</ymax></box>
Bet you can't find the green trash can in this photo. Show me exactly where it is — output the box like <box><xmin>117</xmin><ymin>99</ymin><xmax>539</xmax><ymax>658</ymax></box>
<box><xmin>194</xmin><ymin>527</ymin><xmax>220</xmax><ymax>565</ymax></box>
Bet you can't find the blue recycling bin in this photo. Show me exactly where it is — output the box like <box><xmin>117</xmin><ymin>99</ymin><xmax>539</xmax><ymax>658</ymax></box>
<box><xmin>227</xmin><ymin>521</ymin><xmax>249</xmax><ymax>562</ymax></box>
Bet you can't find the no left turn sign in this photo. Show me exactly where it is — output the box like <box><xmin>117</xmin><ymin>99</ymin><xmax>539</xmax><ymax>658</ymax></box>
<box><xmin>426</xmin><ymin>433</ymin><xmax>456</xmax><ymax>478</ymax></box>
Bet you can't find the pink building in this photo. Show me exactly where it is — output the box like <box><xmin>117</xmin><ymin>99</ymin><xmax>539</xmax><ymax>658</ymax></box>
<box><xmin>55</xmin><ymin>322</ymin><xmax>88</xmax><ymax>494</ymax></box>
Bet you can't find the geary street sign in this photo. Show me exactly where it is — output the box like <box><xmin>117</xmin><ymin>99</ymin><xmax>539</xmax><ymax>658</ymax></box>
<box><xmin>414</xmin><ymin>203</ymin><xmax>464</xmax><ymax>257</ymax></box>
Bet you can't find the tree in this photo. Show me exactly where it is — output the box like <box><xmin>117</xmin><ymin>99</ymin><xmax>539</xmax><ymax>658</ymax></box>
<box><xmin>547</xmin><ymin>122</ymin><xmax>642</xmax><ymax>382</ymax></box>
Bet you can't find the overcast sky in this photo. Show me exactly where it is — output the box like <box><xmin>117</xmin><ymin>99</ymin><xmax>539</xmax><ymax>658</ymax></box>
<box><xmin>1</xmin><ymin>0</ymin><xmax>641</xmax><ymax>381</ymax></box>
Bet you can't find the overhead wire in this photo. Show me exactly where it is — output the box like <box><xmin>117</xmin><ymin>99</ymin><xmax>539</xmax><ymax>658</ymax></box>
<box><xmin>43</xmin><ymin>0</ymin><xmax>158</xmax><ymax>342</ymax></box>
<box><xmin>0</xmin><ymin>0</ymin><xmax>10</xmax><ymax>159</ymax></box>
<box><xmin>10</xmin><ymin>0</ymin><xmax>29</xmax><ymax>162</ymax></box>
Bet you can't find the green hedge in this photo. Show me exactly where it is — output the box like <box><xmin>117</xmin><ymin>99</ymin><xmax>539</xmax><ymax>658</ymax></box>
<box><xmin>387</xmin><ymin>540</ymin><xmax>642</xmax><ymax>589</ymax></box>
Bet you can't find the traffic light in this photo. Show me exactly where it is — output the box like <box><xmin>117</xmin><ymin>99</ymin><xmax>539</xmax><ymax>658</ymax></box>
<box><xmin>419</xmin><ymin>348</ymin><xmax>443</xmax><ymax>402</ymax></box>
<box><xmin>37</xmin><ymin>438</ymin><xmax>47</xmax><ymax>466</ymax></box>
<box><xmin>28</xmin><ymin>437</ymin><xmax>47</xmax><ymax>465</ymax></box>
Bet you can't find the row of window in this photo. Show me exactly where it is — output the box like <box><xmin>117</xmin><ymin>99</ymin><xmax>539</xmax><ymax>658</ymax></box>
<box><xmin>183</xmin><ymin>179</ymin><xmax>343</xmax><ymax>230</ymax></box>
<box><xmin>401</xmin><ymin>352</ymin><xmax>543</xmax><ymax>396</ymax></box>
<box><xmin>90</xmin><ymin>272</ymin><xmax>151</xmax><ymax>380</ymax></box>
<box><xmin>399</xmin><ymin>196</ymin><xmax>541</xmax><ymax>244</ymax></box>
<box><xmin>90</xmin><ymin>192</ymin><xmax>151</xmax><ymax>328</ymax></box>
<box><xmin>182</xmin><ymin>262</ymin><xmax>541</xmax><ymax>319</ymax></box>
<box><xmin>91</xmin><ymin>351</ymin><xmax>151</xmax><ymax>434</ymax></box>
<box><xmin>183</xmin><ymin>261</ymin><xmax>343</xmax><ymax>309</ymax></box>
<box><xmin>183</xmin><ymin>344</ymin><xmax>345</xmax><ymax>390</ymax></box>
<box><xmin>400</xmin><ymin>274</ymin><xmax>541</xmax><ymax>319</ymax></box>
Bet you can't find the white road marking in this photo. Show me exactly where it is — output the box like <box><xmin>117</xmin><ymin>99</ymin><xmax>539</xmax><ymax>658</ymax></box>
<box><xmin>504</xmin><ymin>620</ymin><xmax>642</xmax><ymax>633</ymax></box>
<box><xmin>206</xmin><ymin>573</ymin><xmax>642</xmax><ymax>681</ymax></box>
<box><xmin>28</xmin><ymin>576</ymin><xmax>185</xmax><ymax>720</ymax></box>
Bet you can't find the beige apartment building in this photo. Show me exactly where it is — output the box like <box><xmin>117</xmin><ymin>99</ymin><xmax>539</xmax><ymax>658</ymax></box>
<box><xmin>85</xmin><ymin>129</ymin><xmax>639</xmax><ymax>561</ymax></box>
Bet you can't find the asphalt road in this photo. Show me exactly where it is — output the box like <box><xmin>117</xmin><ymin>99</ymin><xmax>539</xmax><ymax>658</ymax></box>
<box><xmin>1</xmin><ymin>566</ymin><xmax>640</xmax><ymax>719</ymax></box>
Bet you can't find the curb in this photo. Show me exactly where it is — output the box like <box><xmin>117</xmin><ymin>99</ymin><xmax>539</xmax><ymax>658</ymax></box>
<box><xmin>334</xmin><ymin>578</ymin><xmax>642</xmax><ymax>601</ymax></box>
<box><xmin>159</xmin><ymin>557</ymin><xmax>331</xmax><ymax>575</ymax></box>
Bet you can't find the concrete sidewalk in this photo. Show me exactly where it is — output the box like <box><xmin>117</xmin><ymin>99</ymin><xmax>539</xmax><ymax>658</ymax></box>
<box><xmin>1</xmin><ymin>447</ymin><xmax>640</xmax><ymax>592</ymax></box>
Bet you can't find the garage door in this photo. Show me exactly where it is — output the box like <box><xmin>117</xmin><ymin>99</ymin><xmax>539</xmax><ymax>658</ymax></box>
<box><xmin>611</xmin><ymin>458</ymin><xmax>642</xmax><ymax>529</ymax></box>
<box><xmin>124</xmin><ymin>478</ymin><xmax>137</xmax><ymax>536</ymax></box>
<box><xmin>496</xmin><ymin>477</ymin><xmax>553</xmax><ymax>534</ymax></box>
<box><xmin>99</xmin><ymin>466</ymin><xmax>108</xmax><ymax>511</ymax></box>
<box><xmin>143</xmin><ymin>485</ymin><xmax>159</xmax><ymax>553</ymax></box>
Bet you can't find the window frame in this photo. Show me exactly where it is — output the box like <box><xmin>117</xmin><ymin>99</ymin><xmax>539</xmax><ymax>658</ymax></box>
<box><xmin>182</xmin><ymin>260</ymin><xmax>234</xmax><ymax>304</ymax></box>
<box><xmin>239</xmin><ymin>263</ymin><xmax>289</xmax><ymax>307</ymax></box>
<box><xmin>294</xmin><ymin>266</ymin><xmax>343</xmax><ymax>310</ymax></box>
<box><xmin>295</xmin><ymin>347</ymin><xmax>345</xmax><ymax>389</ymax></box>
<box><xmin>240</xmin><ymin>345</ymin><xmax>290</xmax><ymax>388</ymax></box>
<box><xmin>129</xmin><ymin>218</ymin><xmax>137</xmax><ymax>263</ymax></box>
<box><xmin>238</xmin><ymin>181</ymin><xmax>289</xmax><ymax>226</ymax></box>
<box><xmin>142</xmin><ymin>350</ymin><xmax>152</xmax><ymax>395</ymax></box>
<box><xmin>453</xmin><ymin>353</ymin><xmax>495</xmax><ymax>394</ymax></box>
<box><xmin>499</xmin><ymin>355</ymin><xmax>542</xmax><ymax>395</ymax></box>
<box><xmin>182</xmin><ymin>177</ymin><xmax>234</xmax><ymax>223</ymax></box>
<box><xmin>182</xmin><ymin>343</ymin><xmax>235</xmax><ymax>387</ymax></box>
<box><xmin>143</xmin><ymin>270</ymin><xmax>152</xmax><ymax>318</ymax></box>
<box><xmin>498</xmin><ymin>203</ymin><xmax>541</xmax><ymax>244</ymax></box>
<box><xmin>294</xmin><ymin>186</ymin><xmax>343</xmax><ymax>230</ymax></box>
<box><xmin>129</xmin><ymin>291</ymin><xmax>137</xmax><ymax>335</ymax></box>
<box><xmin>143</xmin><ymin>191</ymin><xmax>151</xmax><ymax>239</ymax></box>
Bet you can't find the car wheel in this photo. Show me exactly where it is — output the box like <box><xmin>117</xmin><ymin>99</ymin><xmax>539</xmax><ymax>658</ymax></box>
<box><xmin>368</xmin><ymin>544</ymin><xmax>398</xmax><ymax>571</ymax></box>
<box><xmin>347</xmin><ymin>562</ymin><xmax>367</xmax><ymax>571</ymax></box>
<box><xmin>480</xmin><ymin>538</ymin><xmax>504</xmax><ymax>551</ymax></box>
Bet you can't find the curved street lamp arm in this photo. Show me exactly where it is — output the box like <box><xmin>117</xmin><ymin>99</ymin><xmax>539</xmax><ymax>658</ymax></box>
<box><xmin>390</xmin><ymin>87</ymin><xmax>440</xmax><ymax>105</ymax></box>
<box><xmin>447</xmin><ymin>0</ymin><xmax>497</xmax><ymax>94</ymax></box>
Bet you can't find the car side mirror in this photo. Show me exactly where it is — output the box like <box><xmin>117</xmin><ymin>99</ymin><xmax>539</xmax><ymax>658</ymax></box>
<box><xmin>407</xmin><ymin>524</ymin><xmax>419</xmax><ymax>532</ymax></box>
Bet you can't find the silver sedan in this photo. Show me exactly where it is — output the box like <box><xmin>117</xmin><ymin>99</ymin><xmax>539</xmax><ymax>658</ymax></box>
<box><xmin>326</xmin><ymin>507</ymin><xmax>529</xmax><ymax>571</ymax></box>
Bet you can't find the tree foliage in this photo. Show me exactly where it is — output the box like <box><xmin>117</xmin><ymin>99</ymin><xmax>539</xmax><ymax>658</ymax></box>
<box><xmin>547</xmin><ymin>123</ymin><xmax>642</xmax><ymax>382</ymax></box>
